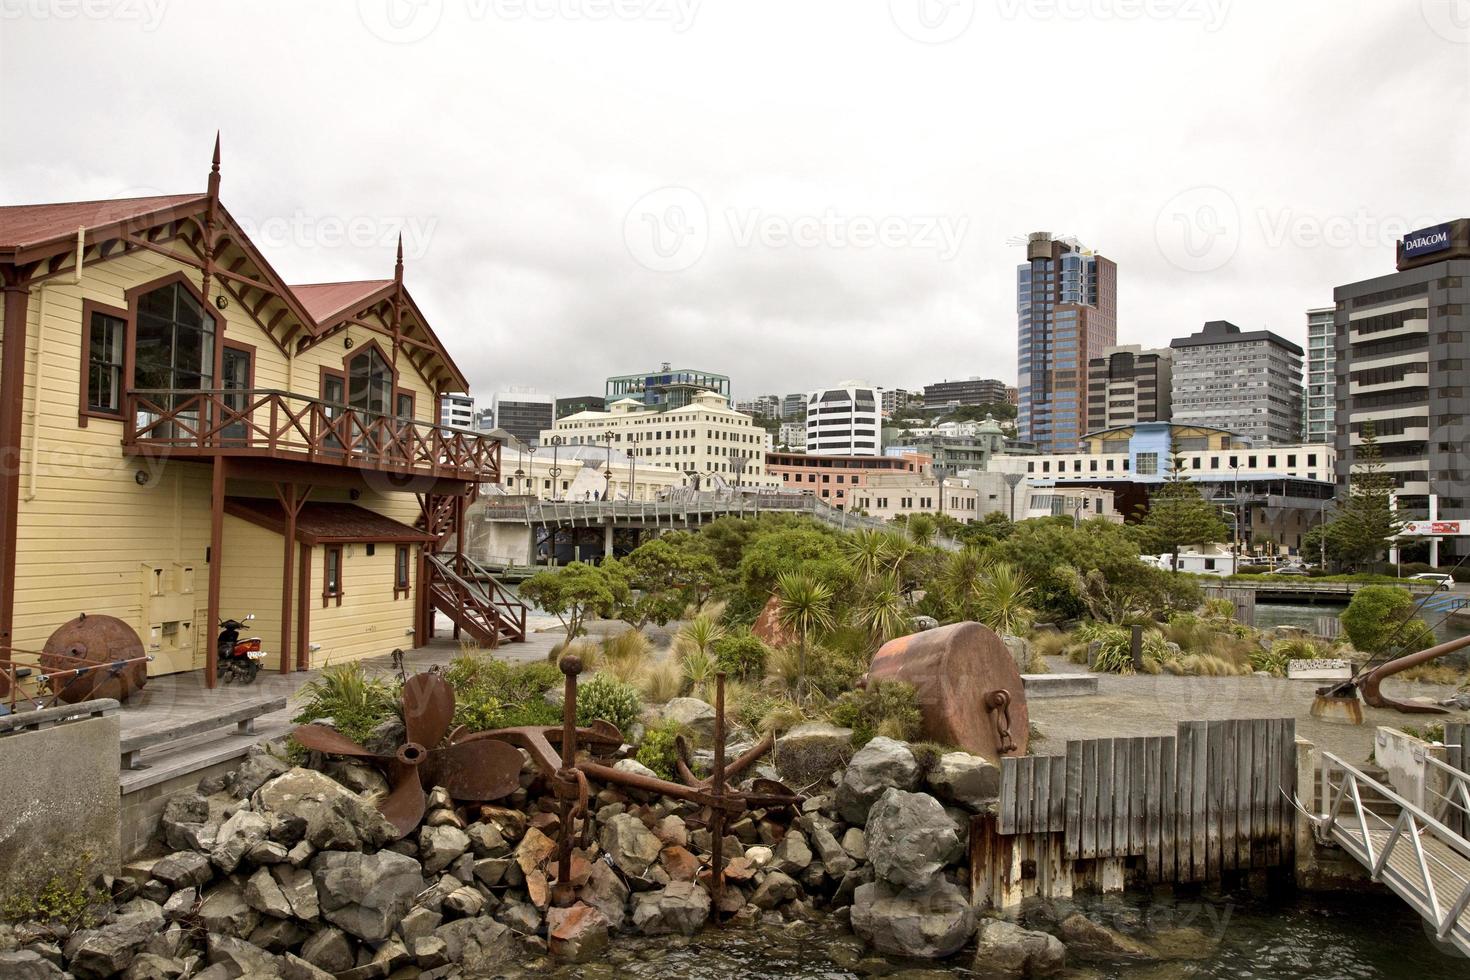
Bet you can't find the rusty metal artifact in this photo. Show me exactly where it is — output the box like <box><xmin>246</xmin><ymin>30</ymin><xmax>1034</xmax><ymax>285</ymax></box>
<box><xmin>37</xmin><ymin>613</ymin><xmax>150</xmax><ymax>703</ymax></box>
<box><xmin>1327</xmin><ymin>631</ymin><xmax>1470</xmax><ymax>715</ymax></box>
<box><xmin>866</xmin><ymin>621</ymin><xmax>1028</xmax><ymax>759</ymax></box>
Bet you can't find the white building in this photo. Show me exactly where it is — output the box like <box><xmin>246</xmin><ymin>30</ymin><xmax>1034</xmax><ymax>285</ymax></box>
<box><xmin>489</xmin><ymin>435</ymin><xmax>683</xmax><ymax>502</ymax></box>
<box><xmin>440</xmin><ymin>392</ymin><xmax>475</xmax><ymax>429</ymax></box>
<box><xmin>1305</xmin><ymin>306</ymin><xmax>1336</xmax><ymax>444</ymax></box>
<box><xmin>806</xmin><ymin>381</ymin><xmax>882</xmax><ymax>457</ymax></box>
<box><xmin>848</xmin><ymin>470</ymin><xmax>1117</xmax><ymax>525</ymax></box>
<box><xmin>778</xmin><ymin>422</ymin><xmax>806</xmax><ymax>449</ymax></box>
<box><xmin>541</xmin><ymin>389</ymin><xmax>779</xmax><ymax>489</ymax></box>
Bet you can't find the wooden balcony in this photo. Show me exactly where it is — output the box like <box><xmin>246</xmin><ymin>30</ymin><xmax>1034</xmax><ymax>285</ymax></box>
<box><xmin>123</xmin><ymin>389</ymin><xmax>500</xmax><ymax>484</ymax></box>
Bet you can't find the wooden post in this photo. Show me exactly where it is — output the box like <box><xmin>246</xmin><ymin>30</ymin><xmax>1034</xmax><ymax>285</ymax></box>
<box><xmin>1129</xmin><ymin>625</ymin><xmax>1144</xmax><ymax>670</ymax></box>
<box><xmin>275</xmin><ymin>482</ymin><xmax>306</xmax><ymax>674</ymax></box>
<box><xmin>296</xmin><ymin>542</ymin><xmax>312</xmax><ymax>671</ymax></box>
<box><xmin>205</xmin><ymin>456</ymin><xmax>226</xmax><ymax>688</ymax></box>
<box><xmin>0</xmin><ymin>277</ymin><xmax>30</xmax><ymax>651</ymax></box>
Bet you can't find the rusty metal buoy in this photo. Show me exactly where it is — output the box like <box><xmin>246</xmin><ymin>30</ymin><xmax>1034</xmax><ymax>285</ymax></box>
<box><xmin>867</xmin><ymin>621</ymin><xmax>1029</xmax><ymax>760</ymax></box>
<box><xmin>40</xmin><ymin>613</ymin><xmax>149</xmax><ymax>703</ymax></box>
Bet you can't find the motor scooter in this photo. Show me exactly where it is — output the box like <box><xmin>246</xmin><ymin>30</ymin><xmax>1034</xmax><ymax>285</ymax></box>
<box><xmin>217</xmin><ymin>614</ymin><xmax>266</xmax><ymax>684</ymax></box>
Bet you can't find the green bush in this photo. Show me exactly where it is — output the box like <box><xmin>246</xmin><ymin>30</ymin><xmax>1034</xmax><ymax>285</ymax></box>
<box><xmin>575</xmin><ymin>673</ymin><xmax>643</xmax><ymax>734</ymax></box>
<box><xmin>1340</xmin><ymin>586</ymin><xmax>1435</xmax><ymax>654</ymax></box>
<box><xmin>712</xmin><ymin>630</ymin><xmax>770</xmax><ymax>681</ymax></box>
<box><xmin>443</xmin><ymin>656</ymin><xmax>562</xmax><ymax>732</ymax></box>
<box><xmin>635</xmin><ymin>718</ymin><xmax>684</xmax><ymax>779</ymax></box>
<box><xmin>827</xmin><ymin>681</ymin><xmax>923</xmax><ymax>747</ymax></box>
<box><xmin>805</xmin><ymin>642</ymin><xmax>871</xmax><ymax>699</ymax></box>
<box><xmin>292</xmin><ymin>663</ymin><xmax>400</xmax><ymax>743</ymax></box>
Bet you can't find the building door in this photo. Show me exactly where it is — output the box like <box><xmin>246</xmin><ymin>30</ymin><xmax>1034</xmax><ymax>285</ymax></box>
<box><xmin>221</xmin><ymin>347</ymin><xmax>252</xmax><ymax>445</ymax></box>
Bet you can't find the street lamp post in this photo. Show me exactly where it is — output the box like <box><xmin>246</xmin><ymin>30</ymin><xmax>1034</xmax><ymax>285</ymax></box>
<box><xmin>1002</xmin><ymin>472</ymin><xmax>1025</xmax><ymax>522</ymax></box>
<box><xmin>1229</xmin><ymin>463</ymin><xmax>1242</xmax><ymax>562</ymax></box>
<box><xmin>933</xmin><ymin>464</ymin><xmax>951</xmax><ymax>519</ymax></box>
<box><xmin>548</xmin><ymin>435</ymin><xmax>565</xmax><ymax>502</ymax></box>
<box><xmin>627</xmin><ymin>431</ymin><xmax>638</xmax><ymax>502</ymax></box>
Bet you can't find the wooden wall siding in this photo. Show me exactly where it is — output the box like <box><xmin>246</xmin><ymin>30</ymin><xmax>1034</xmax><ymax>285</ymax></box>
<box><xmin>305</xmin><ymin>542</ymin><xmax>415</xmax><ymax>670</ymax></box>
<box><xmin>998</xmin><ymin>718</ymin><xmax>1296</xmax><ymax>883</ymax></box>
<box><xmin>1447</xmin><ymin>723</ymin><xmax>1467</xmax><ymax>838</ymax></box>
<box><xmin>215</xmin><ymin>514</ymin><xmax>286</xmax><ymax>673</ymax></box>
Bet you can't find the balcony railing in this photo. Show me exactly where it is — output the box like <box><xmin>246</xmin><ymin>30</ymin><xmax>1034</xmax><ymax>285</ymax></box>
<box><xmin>123</xmin><ymin>388</ymin><xmax>500</xmax><ymax>483</ymax></box>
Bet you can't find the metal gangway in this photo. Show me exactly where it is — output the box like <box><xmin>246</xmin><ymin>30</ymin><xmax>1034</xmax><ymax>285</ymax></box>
<box><xmin>1314</xmin><ymin>750</ymin><xmax>1470</xmax><ymax>954</ymax></box>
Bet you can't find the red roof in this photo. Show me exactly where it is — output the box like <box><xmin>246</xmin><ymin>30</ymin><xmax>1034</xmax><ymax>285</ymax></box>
<box><xmin>0</xmin><ymin>194</ymin><xmax>204</xmax><ymax>251</ymax></box>
<box><xmin>292</xmin><ymin>280</ymin><xmax>394</xmax><ymax>322</ymax></box>
<box><xmin>224</xmin><ymin>499</ymin><xmax>434</xmax><ymax>545</ymax></box>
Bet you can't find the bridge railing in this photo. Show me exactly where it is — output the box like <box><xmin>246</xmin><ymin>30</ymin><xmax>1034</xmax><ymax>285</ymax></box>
<box><xmin>1317</xmin><ymin>751</ymin><xmax>1470</xmax><ymax>951</ymax></box>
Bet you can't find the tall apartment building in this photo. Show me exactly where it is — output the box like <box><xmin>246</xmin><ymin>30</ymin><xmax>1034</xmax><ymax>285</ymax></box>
<box><xmin>544</xmin><ymin>390</ymin><xmax>778</xmax><ymax>489</ymax></box>
<box><xmin>805</xmin><ymin>382</ymin><xmax>882</xmax><ymax>456</ymax></box>
<box><xmin>1017</xmin><ymin>233</ymin><xmax>1118</xmax><ymax>452</ymax></box>
<box><xmin>1169</xmin><ymin>321</ymin><xmax>1303</xmax><ymax>445</ymax></box>
<box><xmin>881</xmin><ymin>388</ymin><xmax>916</xmax><ymax>415</ymax></box>
<box><xmin>491</xmin><ymin>388</ymin><xmax>555</xmax><ymax>446</ymax></box>
<box><xmin>1305</xmin><ymin>307</ymin><xmax>1336</xmax><ymax>444</ymax></box>
<box><xmin>1086</xmin><ymin>345</ymin><xmax>1172</xmax><ymax>432</ymax></box>
<box><xmin>922</xmin><ymin>377</ymin><xmax>1007</xmax><ymax>408</ymax></box>
<box><xmin>735</xmin><ymin>394</ymin><xmax>782</xmax><ymax>418</ymax></box>
<box><xmin>605</xmin><ymin>364</ymin><xmax>730</xmax><ymax>410</ymax></box>
<box><xmin>782</xmin><ymin>393</ymin><xmax>806</xmax><ymax>420</ymax></box>
<box><xmin>1005</xmin><ymin>386</ymin><xmax>1019</xmax><ymax>407</ymax></box>
<box><xmin>439</xmin><ymin>392</ymin><xmax>475</xmax><ymax>429</ymax></box>
<box><xmin>1333</xmin><ymin>219</ymin><xmax>1470</xmax><ymax>542</ymax></box>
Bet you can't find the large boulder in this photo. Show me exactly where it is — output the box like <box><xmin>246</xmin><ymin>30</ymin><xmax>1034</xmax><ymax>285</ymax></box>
<box><xmin>197</xmin><ymin>879</ymin><xmax>260</xmax><ymax>938</ymax></box>
<box><xmin>150</xmin><ymin>851</ymin><xmax>213</xmax><ymax>890</ymax></box>
<box><xmin>228</xmin><ymin>750</ymin><xmax>291</xmax><ymax>799</ymax></box>
<box><xmin>253</xmin><ymin>768</ymin><xmax>397</xmax><ymax>851</ymax></box>
<box><xmin>1059</xmin><ymin>913</ymin><xmax>1157</xmax><ymax>961</ymax></box>
<box><xmin>973</xmin><ymin>918</ymin><xmax>1067</xmax><ymax>978</ymax></box>
<box><xmin>630</xmin><ymin>881</ymin><xmax>711</xmax><ymax>935</ymax></box>
<box><xmin>547</xmin><ymin>902</ymin><xmax>610</xmax><ymax>963</ymax></box>
<box><xmin>578</xmin><ymin>857</ymin><xmax>630</xmax><ymax>930</ymax></box>
<box><xmin>926</xmin><ymin>751</ymin><xmax>1001</xmax><ymax>811</ymax></box>
<box><xmin>64</xmin><ymin>907</ymin><xmax>165</xmax><ymax>979</ymax></box>
<box><xmin>751</xmin><ymin>596</ymin><xmax>796</xmax><ymax>647</ymax></box>
<box><xmin>774</xmin><ymin>722</ymin><xmax>854</xmax><ymax>788</ymax></box>
<box><xmin>849</xmin><ymin>878</ymin><xmax>975</xmax><ymax>959</ymax></box>
<box><xmin>419</xmin><ymin>824</ymin><xmax>471</xmax><ymax>874</ymax></box>
<box><xmin>0</xmin><ymin>950</ymin><xmax>64</xmax><ymax>979</ymax></box>
<box><xmin>311</xmin><ymin>850</ymin><xmax>424</xmax><ymax>941</ymax></box>
<box><xmin>600</xmin><ymin>812</ymin><xmax>663</xmax><ymax>877</ymax></box>
<box><xmin>434</xmin><ymin>916</ymin><xmax>514</xmax><ymax>975</ymax></box>
<box><xmin>865</xmin><ymin>788</ymin><xmax>961</xmax><ymax>890</ymax></box>
<box><xmin>1001</xmin><ymin>634</ymin><xmax>1031</xmax><ymax>671</ymax></box>
<box><xmin>660</xmin><ymin>698</ymin><xmax>717</xmax><ymax>744</ymax></box>
<box><xmin>210</xmin><ymin>810</ymin><xmax>270</xmax><ymax>874</ymax></box>
<box><xmin>834</xmin><ymin>737</ymin><xmax>921</xmax><ymax>824</ymax></box>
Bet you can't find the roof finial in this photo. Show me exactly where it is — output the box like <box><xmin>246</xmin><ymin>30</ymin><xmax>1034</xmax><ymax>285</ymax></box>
<box><xmin>394</xmin><ymin>233</ymin><xmax>404</xmax><ymax>284</ymax></box>
<box><xmin>207</xmin><ymin>131</ymin><xmax>222</xmax><ymax>200</ymax></box>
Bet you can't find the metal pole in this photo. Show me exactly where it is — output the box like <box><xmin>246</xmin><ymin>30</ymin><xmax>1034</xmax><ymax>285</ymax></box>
<box><xmin>710</xmin><ymin>671</ymin><xmax>727</xmax><ymax>917</ymax></box>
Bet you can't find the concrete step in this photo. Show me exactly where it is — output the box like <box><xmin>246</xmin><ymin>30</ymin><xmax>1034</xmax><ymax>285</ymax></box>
<box><xmin>1023</xmin><ymin>673</ymin><xmax>1099</xmax><ymax>698</ymax></box>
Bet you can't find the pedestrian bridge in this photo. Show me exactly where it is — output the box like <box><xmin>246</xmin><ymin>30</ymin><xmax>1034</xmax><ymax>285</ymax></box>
<box><xmin>1314</xmin><ymin>725</ymin><xmax>1470</xmax><ymax>955</ymax></box>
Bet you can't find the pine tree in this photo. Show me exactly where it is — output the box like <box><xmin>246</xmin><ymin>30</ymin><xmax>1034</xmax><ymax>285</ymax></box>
<box><xmin>1138</xmin><ymin>442</ymin><xmax>1230</xmax><ymax>572</ymax></box>
<box><xmin>1330</xmin><ymin>420</ymin><xmax>1406</xmax><ymax>568</ymax></box>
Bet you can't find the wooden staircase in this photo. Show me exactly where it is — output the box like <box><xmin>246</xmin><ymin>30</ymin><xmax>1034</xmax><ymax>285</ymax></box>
<box><xmin>425</xmin><ymin>552</ymin><xmax>528</xmax><ymax>646</ymax></box>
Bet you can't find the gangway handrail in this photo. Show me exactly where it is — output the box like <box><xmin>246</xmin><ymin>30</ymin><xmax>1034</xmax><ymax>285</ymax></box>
<box><xmin>1317</xmin><ymin>751</ymin><xmax>1470</xmax><ymax>949</ymax></box>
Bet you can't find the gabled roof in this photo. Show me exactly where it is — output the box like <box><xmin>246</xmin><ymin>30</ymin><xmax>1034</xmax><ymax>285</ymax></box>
<box><xmin>225</xmin><ymin>498</ymin><xmax>434</xmax><ymax>545</ymax></box>
<box><xmin>291</xmin><ymin>280</ymin><xmax>394</xmax><ymax>322</ymax></box>
<box><xmin>0</xmin><ymin>194</ymin><xmax>205</xmax><ymax>254</ymax></box>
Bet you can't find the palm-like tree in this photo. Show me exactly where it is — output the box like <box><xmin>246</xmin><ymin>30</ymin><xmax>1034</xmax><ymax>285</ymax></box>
<box><xmin>853</xmin><ymin>573</ymin><xmax>909</xmax><ymax>646</ymax></box>
<box><xmin>972</xmin><ymin>561</ymin><xmax>1036</xmax><ymax>637</ymax></box>
<box><xmin>843</xmin><ymin>528</ymin><xmax>895</xmax><ymax>585</ymax></box>
<box><xmin>941</xmin><ymin>546</ymin><xmax>986</xmax><ymax>621</ymax></box>
<box><xmin>773</xmin><ymin>570</ymin><xmax>836</xmax><ymax>703</ymax></box>
<box><xmin>674</xmin><ymin>613</ymin><xmax>725</xmax><ymax>660</ymax></box>
<box><xmin>907</xmin><ymin>513</ymin><xmax>938</xmax><ymax>548</ymax></box>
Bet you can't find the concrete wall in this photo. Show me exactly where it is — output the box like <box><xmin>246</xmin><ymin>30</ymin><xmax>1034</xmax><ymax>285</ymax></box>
<box><xmin>1375</xmin><ymin>725</ymin><xmax>1450</xmax><ymax>814</ymax></box>
<box><xmin>0</xmin><ymin>702</ymin><xmax>120</xmax><ymax>904</ymax></box>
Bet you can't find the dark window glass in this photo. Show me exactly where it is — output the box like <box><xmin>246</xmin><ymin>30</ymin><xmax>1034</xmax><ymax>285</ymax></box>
<box><xmin>347</xmin><ymin>347</ymin><xmax>392</xmax><ymax>415</ymax></box>
<box><xmin>87</xmin><ymin>310</ymin><xmax>125</xmax><ymax>413</ymax></box>
<box><xmin>324</xmin><ymin>546</ymin><xmax>342</xmax><ymax>598</ymax></box>
<box><xmin>133</xmin><ymin>282</ymin><xmax>216</xmax><ymax>400</ymax></box>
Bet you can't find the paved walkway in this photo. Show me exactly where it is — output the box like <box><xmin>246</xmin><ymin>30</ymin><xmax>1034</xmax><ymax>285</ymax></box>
<box><xmin>1028</xmin><ymin>655</ymin><xmax>1470</xmax><ymax>764</ymax></box>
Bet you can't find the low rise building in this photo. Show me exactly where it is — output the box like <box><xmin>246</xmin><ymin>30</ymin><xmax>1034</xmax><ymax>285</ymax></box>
<box><xmin>606</xmin><ymin>364</ymin><xmax>730</xmax><ymax>410</ymax></box>
<box><xmin>543</xmin><ymin>390</ymin><xmax>778</xmax><ymax>489</ymax></box>
<box><xmin>735</xmin><ymin>394</ymin><xmax>782</xmax><ymax>418</ymax></box>
<box><xmin>766</xmin><ymin>450</ymin><xmax>931</xmax><ymax>509</ymax></box>
<box><xmin>923</xmin><ymin>377</ymin><xmax>1008</xmax><ymax>409</ymax></box>
<box><xmin>490</xmin><ymin>434</ymin><xmax>683</xmax><ymax>502</ymax></box>
<box><xmin>848</xmin><ymin>471</ymin><xmax>1117</xmax><ymax>525</ymax></box>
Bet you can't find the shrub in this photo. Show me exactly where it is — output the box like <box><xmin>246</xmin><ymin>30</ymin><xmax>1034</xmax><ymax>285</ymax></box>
<box><xmin>635</xmin><ymin>719</ymin><xmax>685</xmax><ymax>779</ymax></box>
<box><xmin>601</xmin><ymin>629</ymin><xmax>653</xmax><ymax>684</ymax></box>
<box><xmin>575</xmin><ymin>673</ymin><xmax>643</xmax><ymax>733</ymax></box>
<box><xmin>443</xmin><ymin>656</ymin><xmax>562</xmax><ymax>732</ymax></box>
<box><xmin>805</xmin><ymin>643</ymin><xmax>871</xmax><ymax>699</ymax></box>
<box><xmin>681</xmin><ymin>647</ymin><xmax>717</xmax><ymax>701</ymax></box>
<box><xmin>638</xmin><ymin>659</ymin><xmax>685</xmax><ymax>704</ymax></box>
<box><xmin>827</xmin><ymin>681</ymin><xmax>923</xmax><ymax>747</ymax></box>
<box><xmin>1340</xmin><ymin>586</ymin><xmax>1435</xmax><ymax>654</ymax></box>
<box><xmin>1250</xmin><ymin>646</ymin><xmax>1291</xmax><ymax>677</ymax></box>
<box><xmin>713</xmin><ymin>630</ymin><xmax>770</xmax><ymax>682</ymax></box>
<box><xmin>293</xmin><ymin>663</ymin><xmax>400</xmax><ymax>743</ymax></box>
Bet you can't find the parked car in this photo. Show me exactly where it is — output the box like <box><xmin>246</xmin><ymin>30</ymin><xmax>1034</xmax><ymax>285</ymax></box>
<box><xmin>1410</xmin><ymin>572</ymin><xmax>1456</xmax><ymax>590</ymax></box>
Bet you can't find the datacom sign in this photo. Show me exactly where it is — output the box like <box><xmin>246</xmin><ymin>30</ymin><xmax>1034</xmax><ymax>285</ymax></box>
<box><xmin>1401</xmin><ymin>223</ymin><xmax>1454</xmax><ymax>260</ymax></box>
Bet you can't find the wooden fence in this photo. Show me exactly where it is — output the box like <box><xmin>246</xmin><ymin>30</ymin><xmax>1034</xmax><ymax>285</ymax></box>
<box><xmin>995</xmin><ymin>719</ymin><xmax>1296</xmax><ymax>884</ymax></box>
<box><xmin>1203</xmin><ymin>586</ymin><xmax>1256</xmax><ymax>626</ymax></box>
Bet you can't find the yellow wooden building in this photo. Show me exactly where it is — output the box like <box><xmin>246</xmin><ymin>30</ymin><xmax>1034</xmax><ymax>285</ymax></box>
<box><xmin>0</xmin><ymin>140</ymin><xmax>524</xmax><ymax>686</ymax></box>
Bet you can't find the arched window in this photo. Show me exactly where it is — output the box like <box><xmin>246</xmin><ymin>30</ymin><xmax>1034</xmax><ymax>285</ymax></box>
<box><xmin>346</xmin><ymin>346</ymin><xmax>392</xmax><ymax>416</ymax></box>
<box><xmin>133</xmin><ymin>280</ymin><xmax>216</xmax><ymax>397</ymax></box>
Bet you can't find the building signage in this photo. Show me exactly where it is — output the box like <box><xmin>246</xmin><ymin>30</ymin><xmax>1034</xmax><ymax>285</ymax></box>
<box><xmin>1402</xmin><ymin>520</ymin><xmax>1468</xmax><ymax>536</ymax></box>
<box><xmin>1401</xmin><ymin>223</ymin><xmax>1454</xmax><ymax>259</ymax></box>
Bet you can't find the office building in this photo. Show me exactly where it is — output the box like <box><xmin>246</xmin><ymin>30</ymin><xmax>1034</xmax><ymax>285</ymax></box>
<box><xmin>605</xmin><ymin>364</ymin><xmax>730</xmax><ymax>410</ymax></box>
<box><xmin>1170</xmin><ymin>321</ymin><xmax>1304</xmax><ymax>445</ymax></box>
<box><xmin>1017</xmin><ymin>232</ymin><xmax>1118</xmax><ymax>453</ymax></box>
<box><xmin>881</xmin><ymin>388</ymin><xmax>916</xmax><ymax>415</ymax></box>
<box><xmin>440</xmin><ymin>392</ymin><xmax>475</xmax><ymax>429</ymax></box>
<box><xmin>491</xmin><ymin>388</ymin><xmax>555</xmax><ymax>446</ymax></box>
<box><xmin>804</xmin><ymin>382</ymin><xmax>882</xmax><ymax>456</ymax></box>
<box><xmin>1333</xmin><ymin>218</ymin><xmax>1470</xmax><ymax>555</ymax></box>
<box><xmin>556</xmin><ymin>395</ymin><xmax>604</xmax><ymax>419</ymax></box>
<box><xmin>543</xmin><ymin>390</ymin><xmax>779</xmax><ymax>489</ymax></box>
<box><xmin>1086</xmin><ymin>345</ymin><xmax>1172</xmax><ymax>432</ymax></box>
<box><xmin>782</xmin><ymin>393</ymin><xmax>806</xmax><ymax>421</ymax></box>
<box><xmin>474</xmin><ymin>408</ymin><xmax>495</xmax><ymax>432</ymax></box>
<box><xmin>1005</xmin><ymin>386</ymin><xmax>1019</xmax><ymax>407</ymax></box>
<box><xmin>766</xmin><ymin>451</ymin><xmax>930</xmax><ymax>509</ymax></box>
<box><xmin>735</xmin><ymin>394</ymin><xmax>782</xmax><ymax>418</ymax></box>
<box><xmin>1305</xmin><ymin>307</ymin><xmax>1336</xmax><ymax>444</ymax></box>
<box><xmin>923</xmin><ymin>377</ymin><xmax>1007</xmax><ymax>409</ymax></box>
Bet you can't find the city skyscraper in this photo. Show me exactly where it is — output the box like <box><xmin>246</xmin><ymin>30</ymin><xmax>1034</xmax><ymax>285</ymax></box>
<box><xmin>1017</xmin><ymin>232</ymin><xmax>1117</xmax><ymax>452</ymax></box>
<box><xmin>1086</xmin><ymin>345</ymin><xmax>1172</xmax><ymax>432</ymax></box>
<box><xmin>1305</xmin><ymin>307</ymin><xmax>1336</xmax><ymax>444</ymax></box>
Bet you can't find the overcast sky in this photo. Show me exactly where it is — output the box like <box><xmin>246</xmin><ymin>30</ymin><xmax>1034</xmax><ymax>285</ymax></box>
<box><xmin>3</xmin><ymin>1</ymin><xmax>1467</xmax><ymax>403</ymax></box>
